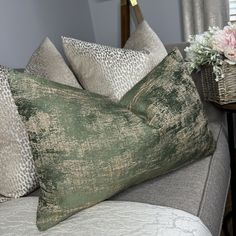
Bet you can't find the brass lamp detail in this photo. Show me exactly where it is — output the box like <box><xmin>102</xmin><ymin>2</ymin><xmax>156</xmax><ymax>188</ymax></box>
<box><xmin>130</xmin><ymin>0</ymin><xmax>138</xmax><ymax>6</ymax></box>
<box><xmin>130</xmin><ymin>0</ymin><xmax>144</xmax><ymax>24</ymax></box>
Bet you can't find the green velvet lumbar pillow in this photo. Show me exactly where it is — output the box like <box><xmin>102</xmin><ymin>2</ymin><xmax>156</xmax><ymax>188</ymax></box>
<box><xmin>5</xmin><ymin>48</ymin><xmax>215</xmax><ymax>231</ymax></box>
<box><xmin>120</xmin><ymin>48</ymin><xmax>215</xmax><ymax>163</ymax></box>
<box><xmin>6</xmin><ymin>70</ymin><xmax>158</xmax><ymax>231</ymax></box>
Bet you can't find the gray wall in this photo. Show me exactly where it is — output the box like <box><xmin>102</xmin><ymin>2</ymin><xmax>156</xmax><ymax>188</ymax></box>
<box><xmin>0</xmin><ymin>0</ymin><xmax>95</xmax><ymax>68</ymax></box>
<box><xmin>138</xmin><ymin>0</ymin><xmax>182</xmax><ymax>44</ymax></box>
<box><xmin>0</xmin><ymin>0</ymin><xmax>183</xmax><ymax>68</ymax></box>
<box><xmin>88</xmin><ymin>0</ymin><xmax>183</xmax><ymax>47</ymax></box>
<box><xmin>88</xmin><ymin>0</ymin><xmax>121</xmax><ymax>47</ymax></box>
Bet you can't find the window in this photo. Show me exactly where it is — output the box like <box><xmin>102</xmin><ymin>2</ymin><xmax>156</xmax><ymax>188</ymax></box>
<box><xmin>229</xmin><ymin>0</ymin><xmax>236</xmax><ymax>22</ymax></box>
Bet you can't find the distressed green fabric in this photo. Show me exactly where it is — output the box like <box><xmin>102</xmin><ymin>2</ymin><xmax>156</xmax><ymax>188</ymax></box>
<box><xmin>120</xmin><ymin>48</ymin><xmax>215</xmax><ymax>164</ymax></box>
<box><xmin>7</xmin><ymin>56</ymin><xmax>215</xmax><ymax>231</ymax></box>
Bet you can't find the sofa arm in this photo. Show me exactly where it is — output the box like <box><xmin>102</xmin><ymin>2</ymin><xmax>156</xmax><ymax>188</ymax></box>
<box><xmin>165</xmin><ymin>42</ymin><xmax>189</xmax><ymax>58</ymax></box>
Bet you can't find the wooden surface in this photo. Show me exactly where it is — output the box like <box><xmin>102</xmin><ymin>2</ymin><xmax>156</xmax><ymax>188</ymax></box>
<box><xmin>212</xmin><ymin>102</ymin><xmax>236</xmax><ymax>111</ymax></box>
<box><xmin>120</xmin><ymin>0</ymin><xmax>144</xmax><ymax>47</ymax></box>
<box><xmin>133</xmin><ymin>4</ymin><xmax>144</xmax><ymax>24</ymax></box>
<box><xmin>222</xmin><ymin>103</ymin><xmax>236</xmax><ymax>111</ymax></box>
<box><xmin>120</xmin><ymin>0</ymin><xmax>130</xmax><ymax>48</ymax></box>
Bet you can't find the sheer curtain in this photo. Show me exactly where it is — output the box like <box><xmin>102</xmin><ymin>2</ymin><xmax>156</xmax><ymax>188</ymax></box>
<box><xmin>181</xmin><ymin>0</ymin><xmax>229</xmax><ymax>40</ymax></box>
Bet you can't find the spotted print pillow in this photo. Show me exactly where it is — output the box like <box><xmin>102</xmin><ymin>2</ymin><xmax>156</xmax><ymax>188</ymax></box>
<box><xmin>0</xmin><ymin>66</ymin><xmax>38</xmax><ymax>203</ymax></box>
<box><xmin>62</xmin><ymin>21</ymin><xmax>167</xmax><ymax>101</ymax></box>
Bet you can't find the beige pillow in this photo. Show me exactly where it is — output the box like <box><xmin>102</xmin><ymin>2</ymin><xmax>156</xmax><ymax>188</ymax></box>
<box><xmin>62</xmin><ymin>21</ymin><xmax>167</xmax><ymax>101</ymax></box>
<box><xmin>25</xmin><ymin>37</ymin><xmax>81</xmax><ymax>88</ymax></box>
<box><xmin>124</xmin><ymin>21</ymin><xmax>167</xmax><ymax>69</ymax></box>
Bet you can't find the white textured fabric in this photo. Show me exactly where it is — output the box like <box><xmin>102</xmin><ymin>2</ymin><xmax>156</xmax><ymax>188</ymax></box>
<box><xmin>0</xmin><ymin>197</ymin><xmax>212</xmax><ymax>236</ymax></box>
<box><xmin>25</xmin><ymin>37</ymin><xmax>81</xmax><ymax>89</ymax></box>
<box><xmin>62</xmin><ymin>22</ymin><xmax>167</xmax><ymax>101</ymax></box>
<box><xmin>0</xmin><ymin>66</ymin><xmax>38</xmax><ymax>203</ymax></box>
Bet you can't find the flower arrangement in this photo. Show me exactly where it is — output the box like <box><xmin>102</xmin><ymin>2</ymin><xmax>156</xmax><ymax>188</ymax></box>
<box><xmin>185</xmin><ymin>23</ymin><xmax>236</xmax><ymax>81</ymax></box>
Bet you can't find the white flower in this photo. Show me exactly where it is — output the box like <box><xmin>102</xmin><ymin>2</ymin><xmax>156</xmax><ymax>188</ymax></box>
<box><xmin>186</xmin><ymin>23</ymin><xmax>236</xmax><ymax>80</ymax></box>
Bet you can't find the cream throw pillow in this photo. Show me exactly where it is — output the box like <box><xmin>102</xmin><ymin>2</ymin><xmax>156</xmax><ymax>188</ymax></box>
<box><xmin>25</xmin><ymin>37</ymin><xmax>81</xmax><ymax>89</ymax></box>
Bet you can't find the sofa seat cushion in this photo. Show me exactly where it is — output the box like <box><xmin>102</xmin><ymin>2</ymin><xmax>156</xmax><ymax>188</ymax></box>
<box><xmin>112</xmin><ymin>121</ymin><xmax>230</xmax><ymax>236</ymax></box>
<box><xmin>0</xmin><ymin>197</ymin><xmax>211</xmax><ymax>236</ymax></box>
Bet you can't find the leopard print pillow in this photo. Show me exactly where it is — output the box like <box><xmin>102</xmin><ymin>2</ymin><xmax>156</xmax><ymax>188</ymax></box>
<box><xmin>62</xmin><ymin>21</ymin><xmax>167</xmax><ymax>101</ymax></box>
<box><xmin>0</xmin><ymin>66</ymin><xmax>38</xmax><ymax>203</ymax></box>
<box><xmin>63</xmin><ymin>37</ymin><xmax>151</xmax><ymax>101</ymax></box>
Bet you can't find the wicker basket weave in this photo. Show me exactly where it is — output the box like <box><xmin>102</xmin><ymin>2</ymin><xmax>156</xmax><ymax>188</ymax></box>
<box><xmin>200</xmin><ymin>62</ymin><xmax>236</xmax><ymax>105</ymax></box>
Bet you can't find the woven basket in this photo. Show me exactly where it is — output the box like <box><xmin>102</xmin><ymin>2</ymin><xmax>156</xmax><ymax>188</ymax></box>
<box><xmin>200</xmin><ymin>62</ymin><xmax>236</xmax><ymax>105</ymax></box>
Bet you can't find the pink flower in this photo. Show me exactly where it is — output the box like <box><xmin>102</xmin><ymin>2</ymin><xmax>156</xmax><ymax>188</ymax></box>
<box><xmin>224</xmin><ymin>25</ymin><xmax>236</xmax><ymax>45</ymax></box>
<box><xmin>224</xmin><ymin>47</ymin><xmax>236</xmax><ymax>62</ymax></box>
<box><xmin>213</xmin><ymin>23</ymin><xmax>236</xmax><ymax>62</ymax></box>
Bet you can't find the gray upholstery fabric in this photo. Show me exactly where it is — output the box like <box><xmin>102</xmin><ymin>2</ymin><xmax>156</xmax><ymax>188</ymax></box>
<box><xmin>112</xmin><ymin>121</ymin><xmax>230</xmax><ymax>236</ymax></box>
<box><xmin>25</xmin><ymin>38</ymin><xmax>81</xmax><ymax>89</ymax></box>
<box><xmin>181</xmin><ymin>0</ymin><xmax>229</xmax><ymax>40</ymax></box>
<box><xmin>165</xmin><ymin>43</ymin><xmax>188</xmax><ymax>58</ymax></box>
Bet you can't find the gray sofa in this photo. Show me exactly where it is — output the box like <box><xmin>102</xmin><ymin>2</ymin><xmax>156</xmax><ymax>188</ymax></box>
<box><xmin>0</xmin><ymin>44</ymin><xmax>231</xmax><ymax>236</ymax></box>
<box><xmin>112</xmin><ymin>43</ymin><xmax>231</xmax><ymax>236</ymax></box>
